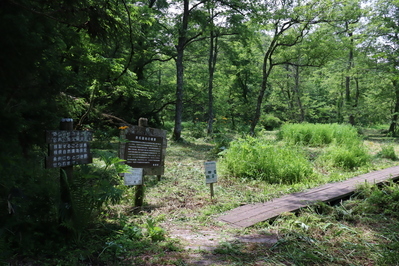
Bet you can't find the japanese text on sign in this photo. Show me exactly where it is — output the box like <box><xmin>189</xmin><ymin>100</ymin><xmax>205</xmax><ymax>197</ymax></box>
<box><xmin>45</xmin><ymin>130</ymin><xmax>93</xmax><ymax>168</ymax></box>
<box><xmin>50</xmin><ymin>143</ymin><xmax>89</xmax><ymax>155</ymax></box>
<box><xmin>125</xmin><ymin>134</ymin><xmax>163</xmax><ymax>168</ymax></box>
<box><xmin>46</xmin><ymin>130</ymin><xmax>93</xmax><ymax>143</ymax></box>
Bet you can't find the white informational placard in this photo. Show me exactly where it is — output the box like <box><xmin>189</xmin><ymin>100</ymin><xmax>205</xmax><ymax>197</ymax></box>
<box><xmin>124</xmin><ymin>168</ymin><xmax>143</xmax><ymax>186</ymax></box>
<box><xmin>204</xmin><ymin>161</ymin><xmax>217</xmax><ymax>184</ymax></box>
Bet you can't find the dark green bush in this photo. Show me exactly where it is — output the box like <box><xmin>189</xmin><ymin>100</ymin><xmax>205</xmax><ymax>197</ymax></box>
<box><xmin>1</xmin><ymin>148</ymin><xmax>128</xmax><ymax>259</ymax></box>
<box><xmin>260</xmin><ymin>114</ymin><xmax>283</xmax><ymax>130</ymax></box>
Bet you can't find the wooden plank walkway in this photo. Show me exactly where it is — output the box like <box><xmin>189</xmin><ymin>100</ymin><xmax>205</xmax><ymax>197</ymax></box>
<box><xmin>218</xmin><ymin>165</ymin><xmax>399</xmax><ymax>228</ymax></box>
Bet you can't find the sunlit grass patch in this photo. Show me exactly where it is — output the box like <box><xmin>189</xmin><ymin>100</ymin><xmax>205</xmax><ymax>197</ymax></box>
<box><xmin>317</xmin><ymin>142</ymin><xmax>371</xmax><ymax>170</ymax></box>
<box><xmin>219</xmin><ymin>137</ymin><xmax>315</xmax><ymax>184</ymax></box>
<box><xmin>278</xmin><ymin>123</ymin><xmax>360</xmax><ymax>146</ymax></box>
<box><xmin>378</xmin><ymin>144</ymin><xmax>398</xmax><ymax>161</ymax></box>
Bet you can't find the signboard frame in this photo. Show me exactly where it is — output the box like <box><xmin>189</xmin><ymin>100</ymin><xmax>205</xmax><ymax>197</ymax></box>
<box><xmin>120</xmin><ymin>125</ymin><xmax>167</xmax><ymax>175</ymax></box>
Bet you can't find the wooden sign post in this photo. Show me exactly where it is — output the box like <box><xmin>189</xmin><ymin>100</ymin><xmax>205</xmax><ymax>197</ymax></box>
<box><xmin>120</xmin><ymin>118</ymin><xmax>167</xmax><ymax>207</ymax></box>
<box><xmin>45</xmin><ymin>118</ymin><xmax>93</xmax><ymax>221</ymax></box>
<box><xmin>205</xmin><ymin>161</ymin><xmax>218</xmax><ymax>199</ymax></box>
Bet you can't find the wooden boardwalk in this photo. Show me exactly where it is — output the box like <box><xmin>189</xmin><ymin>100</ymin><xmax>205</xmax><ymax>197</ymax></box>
<box><xmin>218</xmin><ymin>166</ymin><xmax>399</xmax><ymax>228</ymax></box>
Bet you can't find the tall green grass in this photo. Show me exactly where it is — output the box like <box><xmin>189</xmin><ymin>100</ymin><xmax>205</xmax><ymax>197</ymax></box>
<box><xmin>378</xmin><ymin>144</ymin><xmax>398</xmax><ymax>161</ymax></box>
<box><xmin>317</xmin><ymin>143</ymin><xmax>371</xmax><ymax>169</ymax></box>
<box><xmin>219</xmin><ymin>137</ymin><xmax>314</xmax><ymax>184</ymax></box>
<box><xmin>278</xmin><ymin>123</ymin><xmax>360</xmax><ymax>146</ymax></box>
<box><xmin>278</xmin><ymin>123</ymin><xmax>370</xmax><ymax>169</ymax></box>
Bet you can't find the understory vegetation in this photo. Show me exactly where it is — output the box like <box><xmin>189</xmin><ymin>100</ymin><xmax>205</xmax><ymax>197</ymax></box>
<box><xmin>3</xmin><ymin>123</ymin><xmax>399</xmax><ymax>265</ymax></box>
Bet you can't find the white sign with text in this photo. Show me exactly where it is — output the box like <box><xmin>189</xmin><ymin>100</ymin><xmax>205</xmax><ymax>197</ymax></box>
<box><xmin>205</xmin><ymin>161</ymin><xmax>218</xmax><ymax>184</ymax></box>
<box><xmin>124</xmin><ymin>168</ymin><xmax>143</xmax><ymax>186</ymax></box>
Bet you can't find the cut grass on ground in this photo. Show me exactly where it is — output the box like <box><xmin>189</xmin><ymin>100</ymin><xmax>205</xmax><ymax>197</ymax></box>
<box><xmin>111</xmin><ymin>129</ymin><xmax>399</xmax><ymax>265</ymax></box>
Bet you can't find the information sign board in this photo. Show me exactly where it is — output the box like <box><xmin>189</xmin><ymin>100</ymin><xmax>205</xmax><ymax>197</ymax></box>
<box><xmin>124</xmin><ymin>168</ymin><xmax>143</xmax><ymax>186</ymax></box>
<box><xmin>125</xmin><ymin>135</ymin><xmax>163</xmax><ymax>167</ymax></box>
<box><xmin>45</xmin><ymin>130</ymin><xmax>93</xmax><ymax>168</ymax></box>
<box><xmin>120</xmin><ymin>126</ymin><xmax>167</xmax><ymax>175</ymax></box>
<box><xmin>205</xmin><ymin>161</ymin><xmax>218</xmax><ymax>184</ymax></box>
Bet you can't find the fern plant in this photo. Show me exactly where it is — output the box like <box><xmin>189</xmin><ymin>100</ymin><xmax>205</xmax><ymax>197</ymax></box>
<box><xmin>65</xmin><ymin>150</ymin><xmax>129</xmax><ymax>240</ymax></box>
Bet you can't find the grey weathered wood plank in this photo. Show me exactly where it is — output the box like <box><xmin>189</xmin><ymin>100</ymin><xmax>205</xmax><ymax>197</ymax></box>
<box><xmin>218</xmin><ymin>166</ymin><xmax>399</xmax><ymax>228</ymax></box>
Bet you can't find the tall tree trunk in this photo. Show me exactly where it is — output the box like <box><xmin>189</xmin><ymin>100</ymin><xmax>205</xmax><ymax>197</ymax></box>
<box><xmin>172</xmin><ymin>0</ymin><xmax>189</xmax><ymax>141</ymax></box>
<box><xmin>283</xmin><ymin>65</ymin><xmax>295</xmax><ymax>120</ymax></box>
<box><xmin>207</xmin><ymin>29</ymin><xmax>218</xmax><ymax>135</ymax></box>
<box><xmin>345</xmin><ymin>22</ymin><xmax>355</xmax><ymax>125</ymax></box>
<box><xmin>173</xmin><ymin>47</ymin><xmax>184</xmax><ymax>141</ymax></box>
<box><xmin>293</xmin><ymin>64</ymin><xmax>305</xmax><ymax>122</ymax></box>
<box><xmin>389</xmin><ymin>79</ymin><xmax>399</xmax><ymax>136</ymax></box>
<box><xmin>249</xmin><ymin>18</ymin><xmax>308</xmax><ymax>135</ymax></box>
<box><xmin>250</xmin><ymin>38</ymin><xmax>276</xmax><ymax>136</ymax></box>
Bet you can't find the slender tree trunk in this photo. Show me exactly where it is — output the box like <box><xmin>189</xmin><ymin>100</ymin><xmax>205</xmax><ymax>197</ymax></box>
<box><xmin>249</xmin><ymin>18</ymin><xmax>310</xmax><ymax>135</ymax></box>
<box><xmin>345</xmin><ymin>22</ymin><xmax>355</xmax><ymax>125</ymax></box>
<box><xmin>207</xmin><ymin>30</ymin><xmax>218</xmax><ymax>135</ymax></box>
<box><xmin>172</xmin><ymin>0</ymin><xmax>189</xmax><ymax>141</ymax></box>
<box><xmin>283</xmin><ymin>65</ymin><xmax>294</xmax><ymax>120</ymax></box>
<box><xmin>337</xmin><ymin>89</ymin><xmax>344</xmax><ymax>123</ymax></box>
<box><xmin>389</xmin><ymin>80</ymin><xmax>399</xmax><ymax>136</ymax></box>
<box><xmin>250</xmin><ymin>40</ymin><xmax>276</xmax><ymax>136</ymax></box>
<box><xmin>293</xmin><ymin>64</ymin><xmax>305</xmax><ymax>122</ymax></box>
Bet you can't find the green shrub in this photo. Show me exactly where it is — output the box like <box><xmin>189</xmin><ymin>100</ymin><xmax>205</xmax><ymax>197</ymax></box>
<box><xmin>378</xmin><ymin>145</ymin><xmax>398</xmax><ymax>161</ymax></box>
<box><xmin>219</xmin><ymin>137</ymin><xmax>314</xmax><ymax>184</ymax></box>
<box><xmin>278</xmin><ymin>123</ymin><xmax>360</xmax><ymax>146</ymax></box>
<box><xmin>354</xmin><ymin>182</ymin><xmax>399</xmax><ymax>217</ymax></box>
<box><xmin>161</xmin><ymin>120</ymin><xmax>174</xmax><ymax>132</ymax></box>
<box><xmin>318</xmin><ymin>143</ymin><xmax>370</xmax><ymax>170</ymax></box>
<box><xmin>1</xmin><ymin>149</ymin><xmax>129</xmax><ymax>258</ymax></box>
<box><xmin>260</xmin><ymin>114</ymin><xmax>283</xmax><ymax>130</ymax></box>
<box><xmin>182</xmin><ymin>121</ymin><xmax>207</xmax><ymax>139</ymax></box>
<box><xmin>210</xmin><ymin>133</ymin><xmax>233</xmax><ymax>155</ymax></box>
<box><xmin>68</xmin><ymin>150</ymin><xmax>128</xmax><ymax>235</ymax></box>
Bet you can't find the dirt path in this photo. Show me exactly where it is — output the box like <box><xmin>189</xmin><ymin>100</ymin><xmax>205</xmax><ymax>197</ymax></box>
<box><xmin>168</xmin><ymin>227</ymin><xmax>279</xmax><ymax>265</ymax></box>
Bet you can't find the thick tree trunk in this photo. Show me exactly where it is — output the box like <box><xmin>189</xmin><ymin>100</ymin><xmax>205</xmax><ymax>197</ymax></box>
<box><xmin>173</xmin><ymin>47</ymin><xmax>184</xmax><ymax>141</ymax></box>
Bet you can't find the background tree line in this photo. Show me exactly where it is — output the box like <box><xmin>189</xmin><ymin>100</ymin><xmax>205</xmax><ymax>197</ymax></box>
<box><xmin>2</xmin><ymin>0</ymin><xmax>399</xmax><ymax>145</ymax></box>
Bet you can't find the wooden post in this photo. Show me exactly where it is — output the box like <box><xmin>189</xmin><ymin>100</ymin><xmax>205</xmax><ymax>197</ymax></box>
<box><xmin>135</xmin><ymin>118</ymin><xmax>147</xmax><ymax>207</ymax></box>
<box><xmin>210</xmin><ymin>183</ymin><xmax>214</xmax><ymax>199</ymax></box>
<box><xmin>59</xmin><ymin>118</ymin><xmax>74</xmax><ymax>220</ymax></box>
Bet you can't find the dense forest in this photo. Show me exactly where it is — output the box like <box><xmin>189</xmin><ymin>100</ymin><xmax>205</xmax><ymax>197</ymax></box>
<box><xmin>2</xmin><ymin>0</ymin><xmax>399</xmax><ymax>263</ymax></box>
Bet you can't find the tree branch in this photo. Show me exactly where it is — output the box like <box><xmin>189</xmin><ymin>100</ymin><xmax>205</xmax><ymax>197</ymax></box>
<box><xmin>114</xmin><ymin>0</ymin><xmax>135</xmax><ymax>81</ymax></box>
